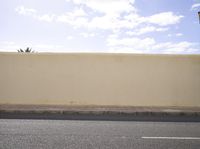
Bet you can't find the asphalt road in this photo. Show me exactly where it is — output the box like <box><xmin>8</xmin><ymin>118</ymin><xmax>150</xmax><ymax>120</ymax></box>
<box><xmin>0</xmin><ymin>119</ymin><xmax>200</xmax><ymax>149</ymax></box>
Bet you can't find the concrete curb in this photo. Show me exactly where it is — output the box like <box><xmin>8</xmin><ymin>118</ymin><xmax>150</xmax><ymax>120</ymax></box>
<box><xmin>1</xmin><ymin>105</ymin><xmax>200</xmax><ymax>122</ymax></box>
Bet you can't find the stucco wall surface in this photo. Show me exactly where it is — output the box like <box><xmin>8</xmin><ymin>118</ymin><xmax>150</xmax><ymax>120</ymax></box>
<box><xmin>0</xmin><ymin>53</ymin><xmax>200</xmax><ymax>107</ymax></box>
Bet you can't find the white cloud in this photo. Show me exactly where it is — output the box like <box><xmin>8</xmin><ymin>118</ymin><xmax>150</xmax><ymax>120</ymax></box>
<box><xmin>167</xmin><ymin>33</ymin><xmax>183</xmax><ymax>37</ymax></box>
<box><xmin>88</xmin><ymin>15</ymin><xmax>123</xmax><ymax>30</ymax></box>
<box><xmin>59</xmin><ymin>0</ymin><xmax>141</xmax><ymax>30</ymax></box>
<box><xmin>160</xmin><ymin>42</ymin><xmax>199</xmax><ymax>54</ymax></box>
<box><xmin>0</xmin><ymin>41</ymin><xmax>64</xmax><ymax>53</ymax></box>
<box><xmin>78</xmin><ymin>11</ymin><xmax>182</xmax><ymax>30</ymax></box>
<box><xmin>57</xmin><ymin>1</ymin><xmax>138</xmax><ymax>30</ymax></box>
<box><xmin>71</xmin><ymin>8</ymin><xmax>87</xmax><ymax>17</ymax></box>
<box><xmin>56</xmin><ymin>8</ymin><xmax>88</xmax><ymax>27</ymax></box>
<box><xmin>58</xmin><ymin>7</ymin><xmax>87</xmax><ymax>21</ymax></box>
<box><xmin>124</xmin><ymin>12</ymin><xmax>183</xmax><ymax>27</ymax></box>
<box><xmin>0</xmin><ymin>41</ymin><xmax>20</xmax><ymax>52</ymax></box>
<box><xmin>34</xmin><ymin>44</ymin><xmax>64</xmax><ymax>51</ymax></box>
<box><xmin>167</xmin><ymin>34</ymin><xmax>172</xmax><ymax>37</ymax></box>
<box><xmin>175</xmin><ymin>33</ymin><xmax>183</xmax><ymax>37</ymax></box>
<box><xmin>107</xmin><ymin>35</ymin><xmax>199</xmax><ymax>54</ymax></box>
<box><xmin>15</xmin><ymin>6</ymin><xmax>37</xmax><ymax>16</ymax></box>
<box><xmin>56</xmin><ymin>11</ymin><xmax>182</xmax><ymax>31</ymax></box>
<box><xmin>108</xmin><ymin>46</ymin><xmax>146</xmax><ymax>53</ymax></box>
<box><xmin>147</xmin><ymin>12</ymin><xmax>183</xmax><ymax>26</ymax></box>
<box><xmin>38</xmin><ymin>14</ymin><xmax>55</xmax><ymax>22</ymax></box>
<box><xmin>16</xmin><ymin>3</ymin><xmax>183</xmax><ymax>32</ymax></box>
<box><xmin>15</xmin><ymin>5</ymin><xmax>55</xmax><ymax>22</ymax></box>
<box><xmin>69</xmin><ymin>0</ymin><xmax>136</xmax><ymax>15</ymax></box>
<box><xmin>126</xmin><ymin>26</ymin><xmax>168</xmax><ymax>35</ymax></box>
<box><xmin>191</xmin><ymin>3</ymin><xmax>200</xmax><ymax>10</ymax></box>
<box><xmin>107</xmin><ymin>35</ymin><xmax>155</xmax><ymax>50</ymax></box>
<box><xmin>13</xmin><ymin>2</ymin><xmax>194</xmax><ymax>54</ymax></box>
<box><xmin>67</xmin><ymin>36</ymin><xmax>74</xmax><ymax>40</ymax></box>
<box><xmin>0</xmin><ymin>41</ymin><xmax>15</xmax><ymax>45</ymax></box>
<box><xmin>80</xmin><ymin>32</ymin><xmax>95</xmax><ymax>38</ymax></box>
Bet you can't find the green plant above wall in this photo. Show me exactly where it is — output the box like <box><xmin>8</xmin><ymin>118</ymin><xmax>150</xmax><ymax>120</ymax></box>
<box><xmin>17</xmin><ymin>47</ymin><xmax>35</xmax><ymax>53</ymax></box>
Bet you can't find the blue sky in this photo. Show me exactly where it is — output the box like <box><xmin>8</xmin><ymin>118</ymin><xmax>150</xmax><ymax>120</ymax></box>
<box><xmin>0</xmin><ymin>0</ymin><xmax>200</xmax><ymax>54</ymax></box>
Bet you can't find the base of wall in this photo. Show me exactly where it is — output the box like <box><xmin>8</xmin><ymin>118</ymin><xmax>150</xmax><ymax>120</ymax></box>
<box><xmin>1</xmin><ymin>104</ymin><xmax>200</xmax><ymax>122</ymax></box>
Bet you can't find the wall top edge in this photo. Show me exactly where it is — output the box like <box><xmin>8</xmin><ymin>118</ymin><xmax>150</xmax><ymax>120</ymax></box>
<box><xmin>0</xmin><ymin>52</ymin><xmax>200</xmax><ymax>57</ymax></box>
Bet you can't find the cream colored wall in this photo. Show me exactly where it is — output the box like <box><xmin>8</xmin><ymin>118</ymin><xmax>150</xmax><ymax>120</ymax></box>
<box><xmin>0</xmin><ymin>52</ymin><xmax>200</xmax><ymax>107</ymax></box>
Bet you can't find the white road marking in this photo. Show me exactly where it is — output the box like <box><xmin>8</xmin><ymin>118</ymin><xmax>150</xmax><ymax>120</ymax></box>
<box><xmin>142</xmin><ymin>137</ymin><xmax>200</xmax><ymax>140</ymax></box>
